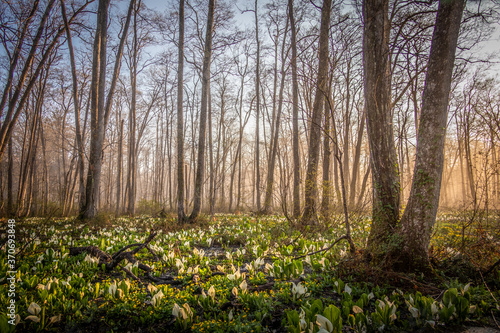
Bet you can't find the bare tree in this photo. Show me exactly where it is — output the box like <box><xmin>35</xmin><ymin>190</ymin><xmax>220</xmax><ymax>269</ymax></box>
<box><xmin>263</xmin><ymin>4</ymin><xmax>289</xmax><ymax>213</ymax></box>
<box><xmin>177</xmin><ymin>0</ymin><xmax>186</xmax><ymax>222</ymax></box>
<box><xmin>254</xmin><ymin>0</ymin><xmax>262</xmax><ymax>211</ymax></box>
<box><xmin>80</xmin><ymin>0</ymin><xmax>111</xmax><ymax>219</ymax></box>
<box><xmin>288</xmin><ymin>0</ymin><xmax>301</xmax><ymax>218</ymax></box>
<box><xmin>80</xmin><ymin>0</ymin><xmax>135</xmax><ymax>219</ymax></box>
<box><xmin>189</xmin><ymin>0</ymin><xmax>215</xmax><ymax>221</ymax></box>
<box><xmin>301</xmin><ymin>0</ymin><xmax>331</xmax><ymax>224</ymax></box>
<box><xmin>363</xmin><ymin>0</ymin><xmax>465</xmax><ymax>271</ymax></box>
<box><xmin>362</xmin><ymin>0</ymin><xmax>401</xmax><ymax>258</ymax></box>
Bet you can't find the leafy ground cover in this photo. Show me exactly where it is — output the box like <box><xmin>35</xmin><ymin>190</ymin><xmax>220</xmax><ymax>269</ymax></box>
<box><xmin>1</xmin><ymin>213</ymin><xmax>499</xmax><ymax>332</ymax></box>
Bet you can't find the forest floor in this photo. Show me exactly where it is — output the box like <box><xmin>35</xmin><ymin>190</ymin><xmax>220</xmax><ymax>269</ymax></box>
<box><xmin>1</xmin><ymin>212</ymin><xmax>499</xmax><ymax>332</ymax></box>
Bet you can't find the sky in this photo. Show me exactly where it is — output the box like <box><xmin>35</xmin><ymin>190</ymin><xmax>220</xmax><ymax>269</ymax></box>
<box><xmin>139</xmin><ymin>0</ymin><xmax>500</xmax><ymax>76</ymax></box>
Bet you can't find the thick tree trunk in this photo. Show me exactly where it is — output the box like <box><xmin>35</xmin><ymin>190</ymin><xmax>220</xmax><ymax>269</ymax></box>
<box><xmin>301</xmin><ymin>0</ymin><xmax>331</xmax><ymax>224</ymax></box>
<box><xmin>79</xmin><ymin>0</ymin><xmax>133</xmax><ymax>219</ymax></box>
<box><xmin>363</xmin><ymin>0</ymin><xmax>401</xmax><ymax>258</ymax></box>
<box><xmin>397</xmin><ymin>0</ymin><xmax>464</xmax><ymax>272</ymax></box>
<box><xmin>189</xmin><ymin>0</ymin><xmax>215</xmax><ymax>221</ymax></box>
<box><xmin>80</xmin><ymin>0</ymin><xmax>110</xmax><ymax>219</ymax></box>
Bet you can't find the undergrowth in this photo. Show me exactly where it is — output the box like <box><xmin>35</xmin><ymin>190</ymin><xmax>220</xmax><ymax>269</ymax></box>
<box><xmin>0</xmin><ymin>213</ymin><xmax>499</xmax><ymax>332</ymax></box>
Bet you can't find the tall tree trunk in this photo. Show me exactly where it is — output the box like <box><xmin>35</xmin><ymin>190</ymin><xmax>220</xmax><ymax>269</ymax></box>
<box><xmin>0</xmin><ymin>0</ymin><xmax>55</xmax><ymax>161</ymax></box>
<box><xmin>229</xmin><ymin>76</ymin><xmax>249</xmax><ymax>211</ymax></box>
<box><xmin>79</xmin><ymin>0</ymin><xmax>134</xmax><ymax>219</ymax></box>
<box><xmin>80</xmin><ymin>0</ymin><xmax>110</xmax><ymax>219</ymax></box>
<box><xmin>7</xmin><ymin>137</ymin><xmax>13</xmax><ymax>215</ymax></box>
<box><xmin>17</xmin><ymin>71</ymin><xmax>46</xmax><ymax>216</ymax></box>
<box><xmin>177</xmin><ymin>0</ymin><xmax>186</xmax><ymax>222</ymax></box>
<box><xmin>321</xmin><ymin>103</ymin><xmax>331</xmax><ymax>217</ymax></box>
<box><xmin>40</xmin><ymin>122</ymin><xmax>49</xmax><ymax>215</ymax></box>
<box><xmin>263</xmin><ymin>15</ymin><xmax>288</xmax><ymax>213</ymax></box>
<box><xmin>116</xmin><ymin>119</ymin><xmax>124</xmax><ymax>215</ymax></box>
<box><xmin>0</xmin><ymin>0</ymin><xmax>40</xmax><ymax>120</ymax></box>
<box><xmin>397</xmin><ymin>0</ymin><xmax>464</xmax><ymax>272</ymax></box>
<box><xmin>464</xmin><ymin>121</ymin><xmax>477</xmax><ymax>206</ymax></box>
<box><xmin>363</xmin><ymin>0</ymin><xmax>400</xmax><ymax>258</ymax></box>
<box><xmin>189</xmin><ymin>0</ymin><xmax>215</xmax><ymax>221</ymax></box>
<box><xmin>209</xmin><ymin>87</ymin><xmax>215</xmax><ymax>215</ymax></box>
<box><xmin>289</xmin><ymin>0</ymin><xmax>301</xmax><ymax>218</ymax></box>
<box><xmin>254</xmin><ymin>0</ymin><xmax>262</xmax><ymax>211</ymax></box>
<box><xmin>127</xmin><ymin>0</ymin><xmax>141</xmax><ymax>215</ymax></box>
<box><xmin>301</xmin><ymin>0</ymin><xmax>331</xmax><ymax>224</ymax></box>
<box><xmin>458</xmin><ymin>134</ymin><xmax>467</xmax><ymax>201</ymax></box>
<box><xmin>61</xmin><ymin>0</ymin><xmax>85</xmax><ymax>212</ymax></box>
<box><xmin>349</xmin><ymin>109</ymin><xmax>366</xmax><ymax>208</ymax></box>
<box><xmin>0</xmin><ymin>0</ymin><xmax>91</xmax><ymax>162</ymax></box>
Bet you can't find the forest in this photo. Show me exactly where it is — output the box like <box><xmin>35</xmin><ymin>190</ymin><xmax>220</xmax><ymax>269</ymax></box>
<box><xmin>1</xmin><ymin>0</ymin><xmax>500</xmax><ymax>331</ymax></box>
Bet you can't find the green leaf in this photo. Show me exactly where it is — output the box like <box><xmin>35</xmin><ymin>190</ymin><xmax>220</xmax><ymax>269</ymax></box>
<box><xmin>323</xmin><ymin>305</ymin><xmax>342</xmax><ymax>333</ymax></box>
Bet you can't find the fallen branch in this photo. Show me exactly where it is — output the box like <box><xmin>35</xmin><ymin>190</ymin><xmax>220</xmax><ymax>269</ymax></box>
<box><xmin>145</xmin><ymin>272</ymin><xmax>182</xmax><ymax>285</ymax></box>
<box><xmin>69</xmin><ymin>246</ymin><xmax>112</xmax><ymax>263</ymax></box>
<box><xmin>249</xmin><ymin>281</ymin><xmax>275</xmax><ymax>292</ymax></box>
<box><xmin>119</xmin><ymin>263</ymin><xmax>142</xmax><ymax>282</ymax></box>
<box><xmin>492</xmin><ymin>309</ymin><xmax>500</xmax><ymax>330</ymax></box>
<box><xmin>293</xmin><ymin>235</ymin><xmax>348</xmax><ymax>260</ymax></box>
<box><xmin>483</xmin><ymin>258</ymin><xmax>500</xmax><ymax>277</ymax></box>
<box><xmin>69</xmin><ymin>230</ymin><xmax>158</xmax><ymax>276</ymax></box>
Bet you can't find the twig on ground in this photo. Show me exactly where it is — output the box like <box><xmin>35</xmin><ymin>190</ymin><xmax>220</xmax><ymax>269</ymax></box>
<box><xmin>69</xmin><ymin>230</ymin><xmax>158</xmax><ymax>274</ymax></box>
<box><xmin>145</xmin><ymin>272</ymin><xmax>182</xmax><ymax>285</ymax></box>
<box><xmin>118</xmin><ymin>263</ymin><xmax>142</xmax><ymax>282</ymax></box>
<box><xmin>293</xmin><ymin>235</ymin><xmax>347</xmax><ymax>260</ymax></box>
<box><xmin>145</xmin><ymin>245</ymin><xmax>160</xmax><ymax>261</ymax></box>
<box><xmin>491</xmin><ymin>310</ymin><xmax>500</xmax><ymax>330</ymax></box>
<box><xmin>484</xmin><ymin>258</ymin><xmax>500</xmax><ymax>277</ymax></box>
<box><xmin>112</xmin><ymin>243</ymin><xmax>143</xmax><ymax>259</ymax></box>
<box><xmin>479</xmin><ymin>270</ymin><xmax>498</xmax><ymax>303</ymax></box>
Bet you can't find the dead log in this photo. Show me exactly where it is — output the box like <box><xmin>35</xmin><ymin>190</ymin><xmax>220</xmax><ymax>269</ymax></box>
<box><xmin>69</xmin><ymin>230</ymin><xmax>157</xmax><ymax>276</ymax></box>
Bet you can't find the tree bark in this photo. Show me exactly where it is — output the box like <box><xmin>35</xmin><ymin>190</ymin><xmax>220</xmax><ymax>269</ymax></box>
<box><xmin>177</xmin><ymin>0</ymin><xmax>186</xmax><ymax>222</ymax></box>
<box><xmin>0</xmin><ymin>0</ymin><xmax>57</xmax><ymax>161</ymax></box>
<box><xmin>80</xmin><ymin>0</ymin><xmax>110</xmax><ymax>219</ymax></box>
<box><xmin>80</xmin><ymin>0</ymin><xmax>134</xmax><ymax>219</ymax></box>
<box><xmin>349</xmin><ymin>109</ymin><xmax>366</xmax><ymax>208</ymax></box>
<box><xmin>397</xmin><ymin>0</ymin><xmax>464</xmax><ymax>272</ymax></box>
<box><xmin>61</xmin><ymin>0</ymin><xmax>86</xmax><ymax>213</ymax></box>
<box><xmin>116</xmin><ymin>119</ymin><xmax>124</xmax><ymax>216</ymax></box>
<box><xmin>321</xmin><ymin>103</ymin><xmax>331</xmax><ymax>217</ymax></box>
<box><xmin>288</xmin><ymin>0</ymin><xmax>301</xmax><ymax>218</ymax></box>
<box><xmin>263</xmin><ymin>14</ymin><xmax>288</xmax><ymax>213</ymax></box>
<box><xmin>127</xmin><ymin>0</ymin><xmax>140</xmax><ymax>215</ymax></box>
<box><xmin>7</xmin><ymin>137</ymin><xmax>13</xmax><ymax>215</ymax></box>
<box><xmin>189</xmin><ymin>0</ymin><xmax>215</xmax><ymax>221</ymax></box>
<box><xmin>254</xmin><ymin>0</ymin><xmax>262</xmax><ymax>211</ymax></box>
<box><xmin>363</xmin><ymin>0</ymin><xmax>401</xmax><ymax>258</ymax></box>
<box><xmin>301</xmin><ymin>0</ymin><xmax>331</xmax><ymax>224</ymax></box>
